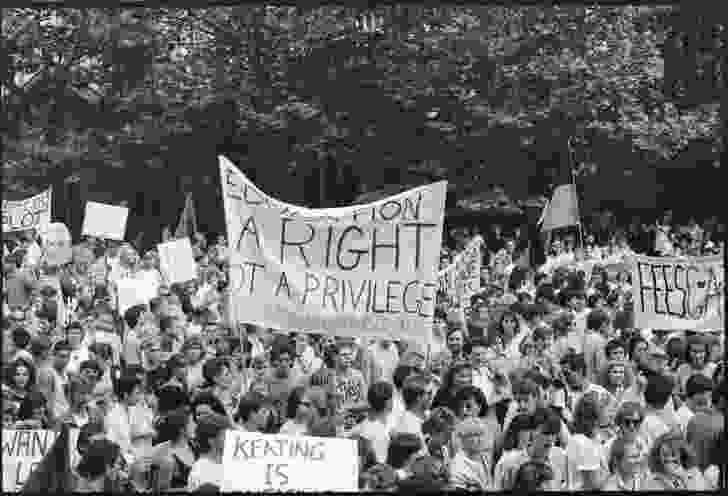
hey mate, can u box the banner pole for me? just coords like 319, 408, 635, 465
567, 137, 584, 250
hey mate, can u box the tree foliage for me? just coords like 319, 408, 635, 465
2, 6, 723, 213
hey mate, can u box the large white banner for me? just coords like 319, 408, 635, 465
1, 429, 57, 492
222, 430, 358, 492
2, 188, 52, 233
630, 254, 724, 331
220, 156, 446, 343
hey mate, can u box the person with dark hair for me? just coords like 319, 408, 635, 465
392, 375, 430, 444
48, 339, 72, 423
265, 343, 300, 423
279, 385, 327, 436
187, 413, 231, 490
9, 327, 33, 363
449, 418, 494, 490
422, 406, 457, 465
196, 357, 236, 421
191, 391, 228, 423
602, 436, 650, 490
149, 408, 196, 491
156, 384, 189, 416
386, 364, 417, 432
676, 374, 714, 433
350, 381, 393, 463
1, 358, 37, 425
645, 431, 709, 490
676, 335, 716, 396
583, 309, 611, 382
431, 361, 473, 412
234, 392, 274, 433
122, 304, 146, 370
640, 373, 678, 452
446, 328, 468, 362
74, 439, 123, 492
565, 393, 607, 490
15, 389, 50, 429
512, 460, 556, 491
386, 432, 423, 479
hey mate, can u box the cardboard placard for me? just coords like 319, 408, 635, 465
82, 202, 128, 240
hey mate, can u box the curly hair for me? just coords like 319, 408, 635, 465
4, 358, 36, 392
648, 431, 697, 475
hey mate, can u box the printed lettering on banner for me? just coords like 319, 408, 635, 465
220, 156, 446, 344
438, 236, 483, 308
222, 430, 358, 492
82, 202, 128, 240
1, 429, 58, 492
1, 188, 52, 233
630, 254, 724, 331
157, 237, 197, 284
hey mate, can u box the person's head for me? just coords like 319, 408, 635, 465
422, 406, 456, 454
567, 289, 587, 312
368, 381, 394, 416
166, 353, 187, 382
202, 357, 233, 388
629, 336, 649, 364
501, 413, 535, 453
194, 412, 231, 456
452, 385, 487, 420
665, 336, 686, 364
614, 402, 645, 441
605, 339, 627, 362
351, 435, 378, 475
79, 359, 103, 385
270, 344, 293, 378
11, 327, 31, 352
76, 420, 105, 457
648, 431, 697, 475
560, 352, 587, 389
456, 418, 489, 457
386, 432, 423, 470
192, 391, 228, 421
609, 437, 643, 477
52, 339, 72, 370
88, 342, 112, 367
686, 334, 709, 368
78, 439, 123, 482
123, 304, 146, 331
498, 310, 519, 340
586, 308, 612, 335
182, 337, 205, 363
527, 407, 561, 461
604, 360, 627, 388
644, 373, 674, 410
512, 378, 541, 414
156, 384, 189, 415
360, 463, 398, 492
115, 374, 143, 406
393, 365, 418, 392
512, 461, 555, 491
531, 326, 554, 355
235, 392, 274, 432
402, 374, 430, 412
571, 393, 603, 437
469, 339, 490, 369
156, 407, 195, 444
64, 321, 85, 348
29, 335, 52, 362
446, 328, 466, 356
5, 358, 35, 391
685, 374, 714, 413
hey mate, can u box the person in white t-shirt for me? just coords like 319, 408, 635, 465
350, 381, 394, 464
675, 374, 714, 434
565, 393, 608, 490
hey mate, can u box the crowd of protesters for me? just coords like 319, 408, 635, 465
1, 208, 724, 492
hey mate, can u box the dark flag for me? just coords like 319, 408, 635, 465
21, 423, 74, 493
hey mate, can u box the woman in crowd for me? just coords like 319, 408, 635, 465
187, 413, 231, 490
75, 439, 124, 492
676, 334, 717, 396
432, 361, 473, 411
196, 357, 236, 421
279, 385, 327, 435
1, 357, 37, 425
15, 389, 50, 429
602, 436, 650, 490
105, 374, 155, 463
646, 431, 709, 490
511, 460, 556, 491
182, 337, 207, 392
565, 393, 607, 490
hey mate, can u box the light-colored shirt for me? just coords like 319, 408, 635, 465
565, 433, 603, 490
187, 456, 225, 491
392, 410, 425, 444
278, 419, 308, 436
349, 418, 391, 464
450, 451, 492, 490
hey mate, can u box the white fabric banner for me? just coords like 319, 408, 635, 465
220, 156, 446, 343
438, 235, 483, 307
2, 188, 52, 233
630, 254, 724, 331
1, 429, 58, 492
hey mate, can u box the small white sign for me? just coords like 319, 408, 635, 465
82, 202, 128, 240
157, 238, 197, 284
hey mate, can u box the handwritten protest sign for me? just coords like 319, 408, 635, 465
2, 188, 52, 233
82, 201, 128, 240
40, 222, 72, 266
2, 429, 58, 492
630, 254, 724, 331
115, 277, 157, 314
222, 430, 358, 492
220, 156, 446, 344
157, 238, 197, 284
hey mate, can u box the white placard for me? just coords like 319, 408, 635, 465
157, 237, 197, 284
115, 277, 156, 315
1, 429, 58, 492
40, 222, 72, 266
82, 201, 128, 240
222, 430, 358, 492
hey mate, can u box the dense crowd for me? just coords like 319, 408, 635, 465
1, 210, 725, 492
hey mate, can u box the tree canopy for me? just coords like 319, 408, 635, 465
2, 6, 723, 220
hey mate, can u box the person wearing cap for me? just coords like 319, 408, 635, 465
187, 412, 231, 491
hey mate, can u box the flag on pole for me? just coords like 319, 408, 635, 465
175, 193, 198, 239
538, 183, 580, 232
22, 423, 75, 492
